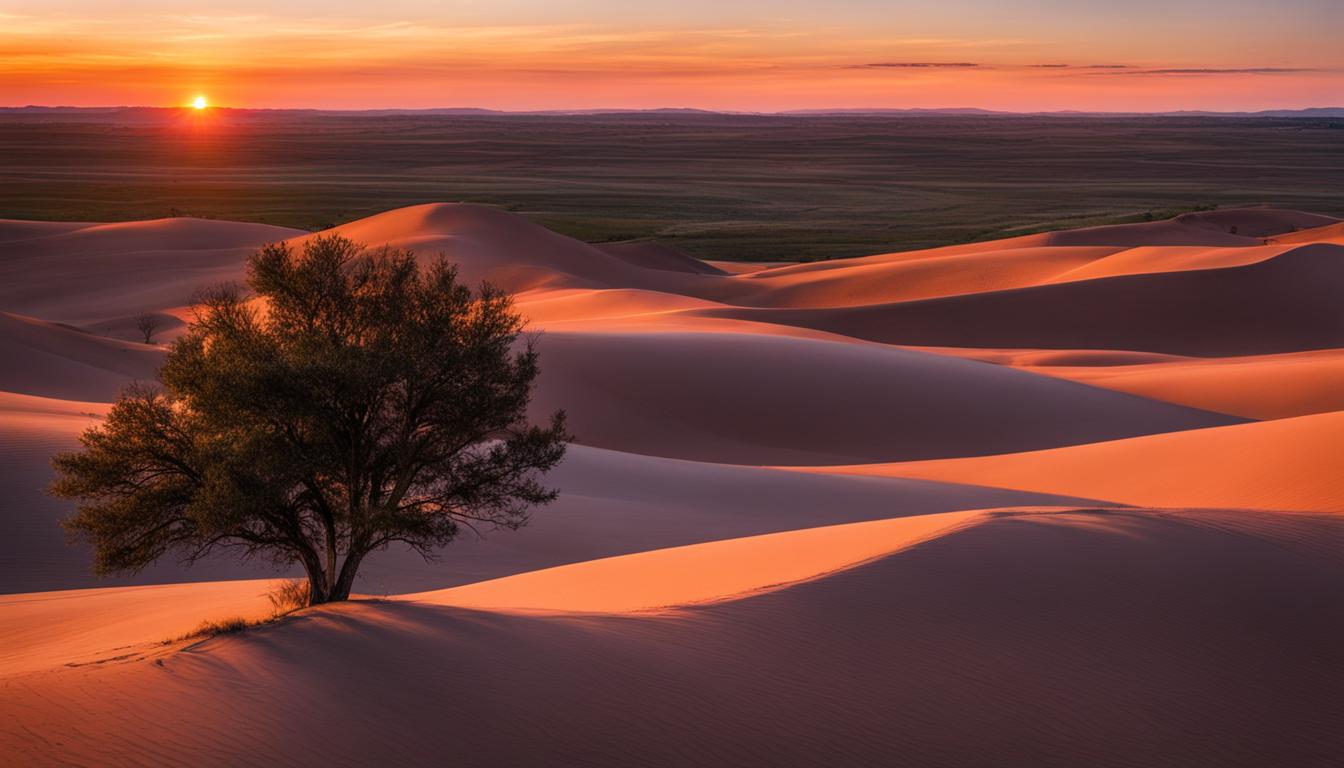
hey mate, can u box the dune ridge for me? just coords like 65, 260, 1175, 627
404, 509, 989, 613
785, 410, 1344, 513
697, 243, 1344, 354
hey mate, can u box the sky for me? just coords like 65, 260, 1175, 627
2, 0, 1341, 112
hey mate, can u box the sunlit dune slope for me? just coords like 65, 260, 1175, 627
915, 346, 1344, 419
307, 203, 685, 294
0, 580, 278, 675
0, 510, 990, 672
789, 411, 1344, 513
1270, 220, 1344, 245
719, 245, 1122, 307
1017, 348, 1344, 419
516, 287, 723, 323
4, 508, 1340, 767
405, 510, 986, 613
530, 330, 1239, 464
698, 244, 1344, 354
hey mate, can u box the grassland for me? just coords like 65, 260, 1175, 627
2, 112, 1341, 261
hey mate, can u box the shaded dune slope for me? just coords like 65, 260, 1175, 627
0, 218, 303, 325
594, 241, 730, 276
0, 312, 162, 401
0, 431, 1094, 594
531, 331, 1241, 464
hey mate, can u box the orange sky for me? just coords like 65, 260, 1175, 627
2, 2, 1340, 111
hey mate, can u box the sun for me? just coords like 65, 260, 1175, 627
192, 96, 208, 110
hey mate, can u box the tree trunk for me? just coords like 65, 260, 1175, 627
328, 549, 365, 602
324, 530, 338, 598
300, 557, 331, 605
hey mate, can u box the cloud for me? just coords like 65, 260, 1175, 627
1027, 64, 1070, 68
1095, 67, 1317, 76
848, 62, 980, 69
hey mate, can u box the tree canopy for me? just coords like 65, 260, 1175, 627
51, 235, 569, 604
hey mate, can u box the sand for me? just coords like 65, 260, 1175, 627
1, 203, 1339, 767
789, 411, 1344, 513
3, 508, 1340, 767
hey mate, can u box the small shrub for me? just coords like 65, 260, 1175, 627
267, 578, 311, 615
174, 616, 251, 642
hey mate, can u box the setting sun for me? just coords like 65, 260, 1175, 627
191, 95, 207, 110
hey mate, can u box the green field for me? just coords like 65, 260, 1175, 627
2, 112, 1341, 261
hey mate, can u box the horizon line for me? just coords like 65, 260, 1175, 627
5, 104, 1344, 116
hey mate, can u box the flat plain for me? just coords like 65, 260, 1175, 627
3, 111, 1343, 260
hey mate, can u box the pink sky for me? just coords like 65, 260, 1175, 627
2, 1, 1340, 111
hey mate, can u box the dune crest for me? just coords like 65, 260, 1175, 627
404, 509, 988, 613
787, 410, 1344, 513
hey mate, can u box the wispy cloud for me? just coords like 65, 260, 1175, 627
848, 62, 980, 69
1094, 67, 1317, 76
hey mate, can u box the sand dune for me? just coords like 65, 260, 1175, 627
1175, 207, 1339, 238
1270, 220, 1344, 244
1018, 348, 1344, 419
1028, 207, 1337, 247
914, 345, 1344, 418
0, 218, 301, 325
516, 287, 723, 323
0, 311, 162, 401
0, 580, 279, 675
1041, 242, 1297, 283
1, 420, 1093, 594
2, 202, 1340, 767
0, 510, 991, 672
310, 203, 687, 295
718, 245, 1121, 307
9, 217, 303, 255
530, 330, 1239, 464
408, 510, 986, 613
0, 219, 92, 243
908, 345, 1192, 366
704, 241, 1304, 309
699, 243, 1344, 354
791, 410, 1344, 513
4, 508, 1339, 767
595, 241, 729, 275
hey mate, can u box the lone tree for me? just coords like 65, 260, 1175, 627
134, 313, 162, 344
51, 235, 569, 604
